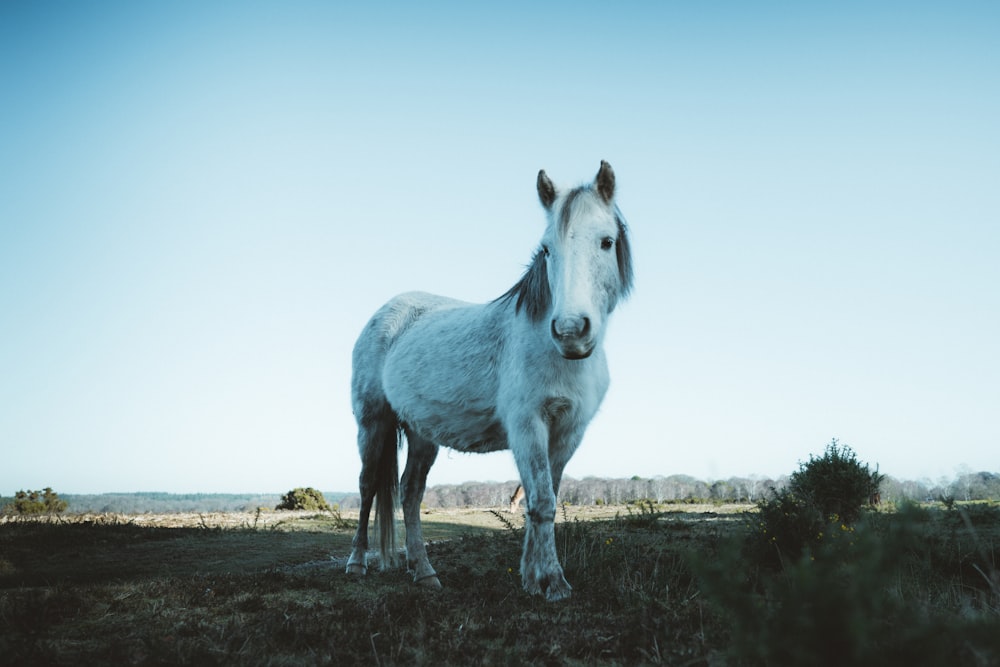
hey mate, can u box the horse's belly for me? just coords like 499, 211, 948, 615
397, 402, 509, 453
439, 415, 509, 453
383, 356, 508, 452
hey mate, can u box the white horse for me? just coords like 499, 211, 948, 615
346, 161, 634, 601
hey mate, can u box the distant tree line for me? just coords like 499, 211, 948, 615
880, 470, 1000, 504
4, 471, 998, 514
331, 475, 781, 509
0, 492, 285, 515
332, 470, 1000, 509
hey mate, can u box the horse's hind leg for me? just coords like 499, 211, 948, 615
347, 464, 375, 576
346, 403, 399, 576
400, 430, 441, 589
346, 429, 378, 576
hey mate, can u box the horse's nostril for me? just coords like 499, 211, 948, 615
552, 316, 590, 339
550, 319, 570, 339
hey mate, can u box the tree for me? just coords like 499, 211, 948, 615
710, 480, 735, 502
951, 470, 1000, 501
5, 488, 68, 515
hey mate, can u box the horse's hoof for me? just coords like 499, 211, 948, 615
415, 574, 442, 590
523, 571, 572, 601
346, 563, 367, 576
544, 582, 572, 602
527, 573, 571, 601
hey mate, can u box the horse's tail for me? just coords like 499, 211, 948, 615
371, 404, 402, 570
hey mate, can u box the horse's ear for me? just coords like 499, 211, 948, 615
595, 160, 615, 203
537, 170, 557, 210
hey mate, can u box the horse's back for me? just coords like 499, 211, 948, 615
352, 292, 471, 405
357, 292, 467, 349
354, 291, 512, 452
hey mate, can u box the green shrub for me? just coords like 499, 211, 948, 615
4, 488, 68, 515
749, 440, 883, 567
275, 487, 331, 511
698, 522, 882, 665
789, 439, 883, 524
749, 487, 823, 566
698, 506, 1000, 666
621, 498, 665, 528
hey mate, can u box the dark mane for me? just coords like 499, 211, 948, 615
494, 248, 551, 322
614, 207, 634, 299
558, 187, 586, 236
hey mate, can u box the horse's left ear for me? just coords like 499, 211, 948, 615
537, 170, 557, 210
595, 160, 615, 204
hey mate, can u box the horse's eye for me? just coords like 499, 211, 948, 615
542, 245, 550, 257
600, 237, 614, 250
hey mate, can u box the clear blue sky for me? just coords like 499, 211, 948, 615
2, 2, 997, 494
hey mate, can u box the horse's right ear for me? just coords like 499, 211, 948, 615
537, 170, 557, 210
595, 160, 615, 203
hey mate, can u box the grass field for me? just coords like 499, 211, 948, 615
2, 502, 998, 665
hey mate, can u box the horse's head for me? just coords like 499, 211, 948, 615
535, 161, 633, 359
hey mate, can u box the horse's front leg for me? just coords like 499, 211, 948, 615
512, 419, 572, 601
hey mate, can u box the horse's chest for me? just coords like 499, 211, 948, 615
538, 362, 609, 422
542, 397, 574, 424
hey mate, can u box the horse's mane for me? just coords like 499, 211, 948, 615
495, 187, 633, 322
611, 208, 634, 299
495, 247, 551, 322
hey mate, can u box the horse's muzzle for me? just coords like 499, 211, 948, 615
551, 317, 594, 360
